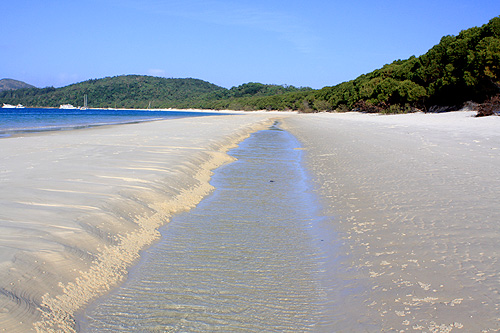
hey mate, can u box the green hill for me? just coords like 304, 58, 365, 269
0, 75, 309, 109
238, 15, 500, 113
0, 76, 227, 109
315, 15, 500, 113
0, 79, 35, 92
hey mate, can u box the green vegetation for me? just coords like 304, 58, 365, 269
0, 76, 309, 109
213, 15, 500, 113
195, 83, 312, 111
1, 16, 499, 113
290, 15, 500, 113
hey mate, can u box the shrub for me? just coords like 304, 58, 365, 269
476, 94, 500, 116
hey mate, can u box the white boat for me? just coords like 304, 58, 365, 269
2, 103, 24, 108
60, 104, 77, 109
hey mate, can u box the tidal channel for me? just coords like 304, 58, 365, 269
79, 122, 336, 332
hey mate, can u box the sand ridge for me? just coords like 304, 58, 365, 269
0, 114, 280, 332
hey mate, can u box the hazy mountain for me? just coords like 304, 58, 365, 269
0, 79, 35, 92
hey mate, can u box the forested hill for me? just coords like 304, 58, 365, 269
0, 79, 35, 92
0, 76, 227, 109
0, 75, 309, 109
200, 15, 500, 113
310, 15, 500, 113
201, 15, 500, 113
1, 16, 499, 112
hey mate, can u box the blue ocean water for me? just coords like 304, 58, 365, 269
0, 108, 229, 137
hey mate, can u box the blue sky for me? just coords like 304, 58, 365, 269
1, 0, 499, 89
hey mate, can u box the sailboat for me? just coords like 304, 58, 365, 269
80, 94, 88, 110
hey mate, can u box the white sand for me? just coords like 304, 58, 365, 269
0, 114, 278, 332
282, 111, 500, 332
2, 110, 500, 332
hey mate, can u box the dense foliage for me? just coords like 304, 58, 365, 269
277, 15, 500, 113
1, 16, 499, 113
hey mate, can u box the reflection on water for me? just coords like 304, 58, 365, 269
79, 123, 334, 332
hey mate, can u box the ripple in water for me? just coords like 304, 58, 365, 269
79, 123, 334, 332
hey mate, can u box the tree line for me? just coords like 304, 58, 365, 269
209, 15, 499, 113
1, 16, 499, 113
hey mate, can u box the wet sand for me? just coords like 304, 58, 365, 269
282, 111, 500, 332
0, 113, 278, 332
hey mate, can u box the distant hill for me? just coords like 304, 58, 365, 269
0, 75, 309, 109
0, 79, 35, 92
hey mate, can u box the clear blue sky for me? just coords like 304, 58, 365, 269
1, 0, 499, 89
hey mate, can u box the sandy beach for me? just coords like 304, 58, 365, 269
2, 110, 500, 332
0, 113, 277, 331
282, 111, 500, 331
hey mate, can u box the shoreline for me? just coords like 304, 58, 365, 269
0, 114, 282, 331
0, 108, 296, 139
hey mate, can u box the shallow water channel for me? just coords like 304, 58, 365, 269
79, 123, 336, 332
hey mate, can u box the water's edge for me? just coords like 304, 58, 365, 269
78, 122, 339, 331
29, 117, 273, 332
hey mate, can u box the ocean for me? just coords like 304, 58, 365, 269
0, 108, 228, 137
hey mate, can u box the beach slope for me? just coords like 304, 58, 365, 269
0, 113, 276, 331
